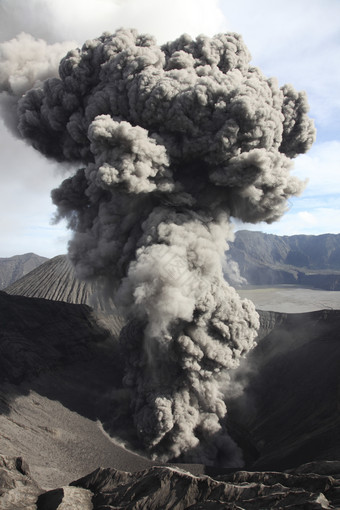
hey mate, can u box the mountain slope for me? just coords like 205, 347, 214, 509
6, 254, 102, 305
229, 231, 340, 289
0, 290, 112, 385
0, 253, 47, 290
0, 291, 156, 488
228, 309, 340, 470
5, 255, 124, 335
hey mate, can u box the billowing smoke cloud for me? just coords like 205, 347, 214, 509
6, 28, 315, 463
0, 32, 76, 133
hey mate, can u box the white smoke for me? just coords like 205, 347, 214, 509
1, 28, 315, 465
0, 32, 76, 134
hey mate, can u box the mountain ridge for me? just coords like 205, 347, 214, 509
0, 252, 48, 290
228, 231, 340, 289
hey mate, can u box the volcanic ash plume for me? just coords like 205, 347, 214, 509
13, 29, 315, 463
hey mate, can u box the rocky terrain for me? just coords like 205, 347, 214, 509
0, 253, 47, 290
2, 454, 340, 509
228, 231, 340, 289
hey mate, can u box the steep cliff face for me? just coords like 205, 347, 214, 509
0, 253, 47, 290
228, 231, 340, 289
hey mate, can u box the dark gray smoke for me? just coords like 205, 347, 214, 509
5, 28, 315, 464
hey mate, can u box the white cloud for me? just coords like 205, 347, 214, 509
37, 0, 226, 45
0, 120, 72, 256
297, 211, 318, 226
220, 0, 340, 132
1, 0, 227, 46
281, 207, 340, 236
293, 140, 340, 196
235, 138, 340, 236
235, 206, 340, 237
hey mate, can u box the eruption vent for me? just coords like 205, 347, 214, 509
7, 29, 315, 464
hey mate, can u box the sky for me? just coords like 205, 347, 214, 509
0, 0, 339, 257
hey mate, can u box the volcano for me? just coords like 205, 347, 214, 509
1, 255, 340, 508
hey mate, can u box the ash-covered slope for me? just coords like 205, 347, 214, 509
0, 291, 156, 488
5, 254, 124, 335
6, 254, 106, 308
0, 455, 42, 509
228, 309, 340, 470
0, 252, 47, 290
229, 231, 340, 289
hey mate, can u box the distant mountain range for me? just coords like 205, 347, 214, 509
0, 252, 48, 290
3, 232, 340, 298
228, 231, 340, 290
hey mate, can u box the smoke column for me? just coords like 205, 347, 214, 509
5, 29, 315, 463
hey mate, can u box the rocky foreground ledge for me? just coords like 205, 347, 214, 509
1, 454, 340, 509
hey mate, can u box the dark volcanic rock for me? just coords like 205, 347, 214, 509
228, 231, 340, 289
67, 464, 340, 509
36, 488, 64, 509
0, 253, 47, 290
3, 457, 340, 509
